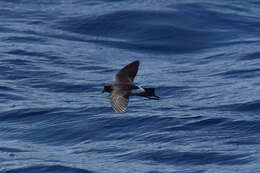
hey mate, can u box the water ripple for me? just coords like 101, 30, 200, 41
4, 165, 95, 173
1, 0, 260, 172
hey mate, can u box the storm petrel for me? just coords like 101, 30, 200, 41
103, 60, 159, 113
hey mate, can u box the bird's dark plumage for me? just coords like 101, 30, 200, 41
103, 60, 159, 113
115, 60, 139, 83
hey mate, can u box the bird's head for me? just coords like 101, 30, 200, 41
103, 84, 113, 93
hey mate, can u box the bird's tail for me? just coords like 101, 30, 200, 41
136, 88, 160, 100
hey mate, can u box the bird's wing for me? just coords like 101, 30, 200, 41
110, 89, 129, 113
115, 60, 139, 83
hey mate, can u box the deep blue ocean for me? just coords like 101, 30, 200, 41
1, 0, 260, 172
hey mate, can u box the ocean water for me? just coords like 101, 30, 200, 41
1, 0, 260, 172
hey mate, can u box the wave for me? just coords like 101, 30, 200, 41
3, 165, 95, 173
212, 68, 260, 79
193, 99, 260, 113
1, 0, 260, 172
117, 149, 252, 166
56, 8, 230, 53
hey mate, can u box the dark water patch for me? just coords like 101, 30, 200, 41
251, 1, 260, 5
170, 3, 260, 34
0, 107, 69, 122
240, 51, 260, 61
221, 120, 260, 134
3, 36, 46, 43
43, 55, 66, 62
202, 2, 249, 13
56, 10, 229, 53
0, 126, 19, 135
86, 147, 128, 155
183, 117, 227, 129
95, 68, 117, 74
234, 100, 260, 112
6, 50, 46, 58
226, 138, 260, 145
6, 49, 66, 63
0, 26, 17, 33
168, 3, 233, 30
158, 86, 192, 98
164, 117, 227, 131
4, 0, 60, 5
79, 0, 125, 4
173, 171, 204, 173
134, 131, 178, 144
24, 125, 90, 145
84, 39, 196, 54
0, 66, 13, 74
97, 0, 125, 2
15, 112, 111, 144
0, 85, 16, 92
75, 0, 126, 6
3, 69, 63, 80
149, 171, 205, 173
57, 10, 180, 38
75, 65, 109, 72
0, 9, 28, 19
0, 157, 8, 163
0, 107, 114, 144
0, 147, 28, 153
154, 107, 175, 112
2, 59, 33, 66
203, 53, 233, 61
179, 115, 204, 120
0, 8, 53, 21
4, 165, 95, 173
2, 70, 29, 80
77, 106, 112, 116
195, 100, 260, 113
220, 40, 260, 48
97, 115, 188, 143
174, 69, 197, 74
102, 115, 182, 133
0, 93, 25, 101
38, 115, 179, 144
119, 149, 251, 165
212, 68, 260, 79
194, 94, 219, 102
27, 80, 98, 93
0, 106, 96, 123
58, 9, 224, 37
28, 30, 89, 44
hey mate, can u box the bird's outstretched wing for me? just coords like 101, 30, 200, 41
115, 60, 139, 84
110, 89, 129, 113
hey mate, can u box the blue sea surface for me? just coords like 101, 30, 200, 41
1, 0, 260, 172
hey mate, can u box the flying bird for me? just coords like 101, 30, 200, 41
103, 60, 159, 113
